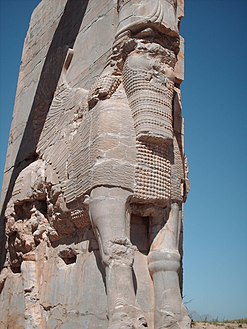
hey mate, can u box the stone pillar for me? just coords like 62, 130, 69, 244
148, 203, 190, 328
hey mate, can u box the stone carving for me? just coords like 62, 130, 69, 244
1, 1, 190, 328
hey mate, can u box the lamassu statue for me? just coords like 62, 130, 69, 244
1, 1, 190, 328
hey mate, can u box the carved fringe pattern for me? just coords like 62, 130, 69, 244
70, 209, 90, 228
123, 57, 174, 141
88, 69, 122, 107
134, 140, 171, 200
171, 137, 184, 201
37, 86, 77, 182
37, 86, 91, 204
64, 116, 91, 203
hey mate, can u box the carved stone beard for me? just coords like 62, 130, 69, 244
122, 46, 175, 142
121, 42, 178, 203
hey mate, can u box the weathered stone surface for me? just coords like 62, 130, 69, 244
0, 271, 25, 329
0, 1, 190, 328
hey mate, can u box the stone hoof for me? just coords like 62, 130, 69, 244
108, 307, 148, 329
108, 311, 132, 329
157, 311, 191, 329
179, 314, 191, 329
134, 317, 148, 328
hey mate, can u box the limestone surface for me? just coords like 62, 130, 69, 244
0, 1, 190, 328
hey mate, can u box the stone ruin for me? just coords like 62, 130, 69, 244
0, 1, 190, 328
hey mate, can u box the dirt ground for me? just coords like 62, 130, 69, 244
192, 322, 247, 329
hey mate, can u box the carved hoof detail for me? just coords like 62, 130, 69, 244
108, 306, 148, 329
156, 311, 191, 329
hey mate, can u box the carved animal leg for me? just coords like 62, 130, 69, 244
89, 186, 148, 329
148, 203, 191, 329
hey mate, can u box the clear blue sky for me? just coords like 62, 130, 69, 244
0, 0, 246, 321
